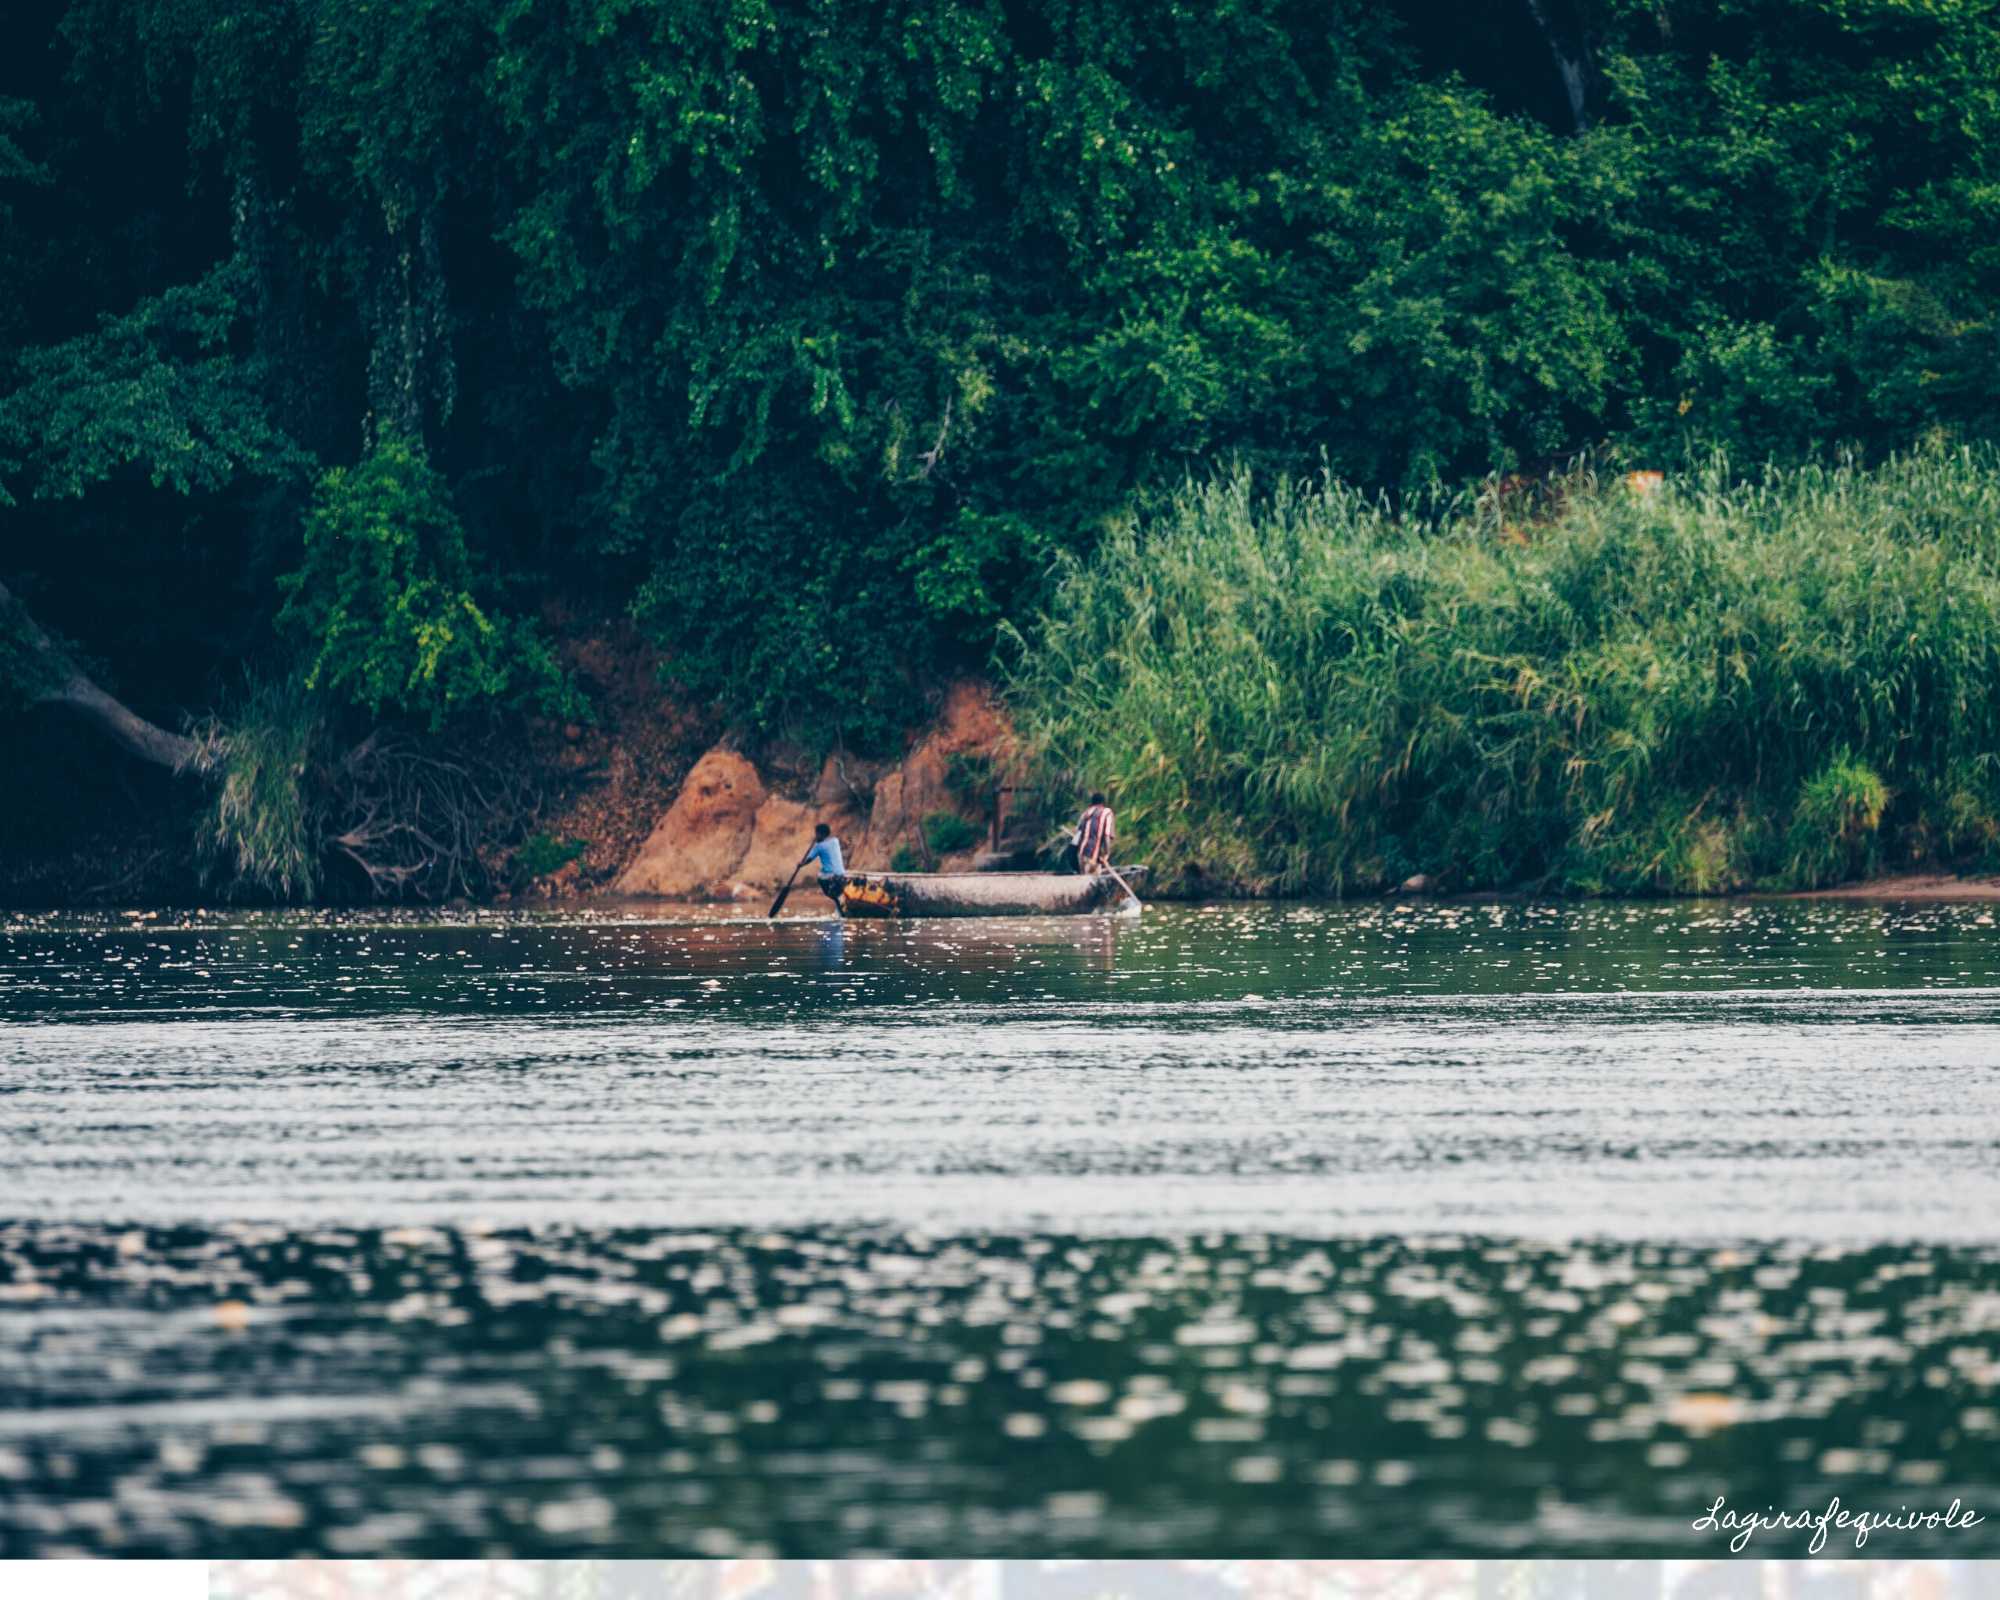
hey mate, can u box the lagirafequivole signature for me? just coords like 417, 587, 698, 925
1695, 1493, 1983, 1552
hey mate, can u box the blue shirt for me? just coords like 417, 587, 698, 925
805, 837, 845, 875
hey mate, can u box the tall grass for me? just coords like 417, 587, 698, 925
182, 675, 329, 900
1007, 446, 2000, 895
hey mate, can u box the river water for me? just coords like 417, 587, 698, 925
3, 899, 1998, 1556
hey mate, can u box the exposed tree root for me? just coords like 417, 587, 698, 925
321, 727, 552, 901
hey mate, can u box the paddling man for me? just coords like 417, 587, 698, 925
770, 821, 845, 917
1076, 791, 1114, 875
800, 821, 845, 880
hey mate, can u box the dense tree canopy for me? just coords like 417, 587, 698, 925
4, 0, 2000, 756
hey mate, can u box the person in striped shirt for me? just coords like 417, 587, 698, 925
1075, 791, 1114, 874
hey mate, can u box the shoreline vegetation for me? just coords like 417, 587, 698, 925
13, 449, 2000, 909
11, 1, 2000, 908
1006, 446, 2000, 902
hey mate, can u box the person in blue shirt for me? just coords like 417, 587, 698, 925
799, 822, 845, 878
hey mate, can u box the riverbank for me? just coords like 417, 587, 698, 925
0, 614, 1038, 908
11, 538, 2000, 909
1786, 873, 2000, 901
13, 674, 2000, 908
0, 609, 718, 908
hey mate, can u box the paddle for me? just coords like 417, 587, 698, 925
768, 854, 810, 918
1091, 855, 1142, 914
1078, 803, 1140, 912
1102, 862, 1142, 912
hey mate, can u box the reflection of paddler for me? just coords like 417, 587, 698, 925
767, 823, 846, 917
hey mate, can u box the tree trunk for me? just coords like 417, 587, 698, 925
1525, 0, 1592, 133
1, 579, 206, 771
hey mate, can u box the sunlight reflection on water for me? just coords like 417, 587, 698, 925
3, 1225, 1998, 1555
2, 900, 1998, 1554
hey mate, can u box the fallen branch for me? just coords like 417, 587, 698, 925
6, 582, 558, 902
1, 579, 206, 771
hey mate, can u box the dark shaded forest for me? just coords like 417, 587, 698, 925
4, 0, 1999, 899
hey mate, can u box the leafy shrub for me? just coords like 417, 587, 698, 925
923, 810, 982, 856
1785, 755, 1890, 890
277, 437, 582, 730
0, 259, 307, 503
517, 832, 587, 877
890, 842, 923, 873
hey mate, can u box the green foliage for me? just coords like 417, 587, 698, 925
0, 261, 307, 506
1009, 448, 2000, 895
922, 809, 982, 857
890, 842, 923, 874
491, 0, 1626, 738
483, 0, 2000, 734
276, 437, 582, 730
14, 0, 2000, 780
185, 675, 329, 901
1588, 0, 2000, 459
0, 96, 48, 187
516, 832, 586, 877
1785, 753, 1890, 891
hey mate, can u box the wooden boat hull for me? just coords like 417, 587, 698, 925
823, 868, 1147, 919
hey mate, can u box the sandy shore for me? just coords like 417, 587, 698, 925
1784, 873, 2000, 901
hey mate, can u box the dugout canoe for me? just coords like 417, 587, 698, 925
821, 867, 1148, 919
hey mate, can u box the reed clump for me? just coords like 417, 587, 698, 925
1007, 446, 2000, 895
183, 675, 330, 901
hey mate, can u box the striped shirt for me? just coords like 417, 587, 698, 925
1076, 804, 1114, 865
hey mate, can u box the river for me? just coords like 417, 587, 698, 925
3, 899, 1997, 1555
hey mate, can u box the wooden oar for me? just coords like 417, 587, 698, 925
1095, 858, 1142, 913
768, 855, 809, 918
1078, 806, 1140, 911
